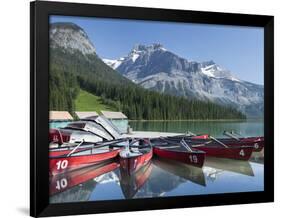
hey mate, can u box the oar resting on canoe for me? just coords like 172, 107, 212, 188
49, 138, 133, 176
166, 130, 264, 152
159, 135, 254, 161
150, 137, 205, 168
49, 138, 153, 176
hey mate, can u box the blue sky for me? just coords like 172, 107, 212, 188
50, 15, 264, 85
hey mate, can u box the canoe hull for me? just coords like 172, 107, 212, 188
240, 137, 264, 152
194, 146, 254, 160
119, 149, 153, 175
192, 136, 263, 152
49, 149, 120, 176
168, 135, 264, 152
153, 147, 205, 168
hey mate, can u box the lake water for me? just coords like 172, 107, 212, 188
49, 120, 264, 203
129, 120, 264, 138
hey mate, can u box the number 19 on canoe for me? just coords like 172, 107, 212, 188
239, 149, 245, 157
189, 155, 198, 163
56, 160, 68, 170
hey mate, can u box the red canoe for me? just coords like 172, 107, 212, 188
193, 144, 254, 160
170, 134, 264, 152
119, 141, 153, 175
153, 146, 205, 168
49, 128, 103, 146
160, 137, 254, 161
50, 160, 120, 195
49, 146, 121, 176
151, 138, 205, 167
239, 137, 264, 152
201, 137, 263, 153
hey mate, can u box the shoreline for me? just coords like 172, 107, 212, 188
128, 119, 263, 122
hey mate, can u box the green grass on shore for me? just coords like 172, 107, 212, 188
75, 89, 116, 113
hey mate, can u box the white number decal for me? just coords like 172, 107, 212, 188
189, 155, 198, 163
239, 149, 245, 156
55, 178, 68, 190
53, 135, 59, 142
56, 160, 68, 170
254, 143, 259, 149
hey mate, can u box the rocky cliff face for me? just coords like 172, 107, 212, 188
50, 22, 96, 55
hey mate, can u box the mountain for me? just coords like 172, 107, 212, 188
50, 22, 96, 55
49, 22, 246, 120
49, 22, 134, 112
103, 44, 264, 117
50, 22, 132, 85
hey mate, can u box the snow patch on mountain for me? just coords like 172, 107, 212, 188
102, 58, 124, 69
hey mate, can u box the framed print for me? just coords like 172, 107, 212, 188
30, 1, 274, 217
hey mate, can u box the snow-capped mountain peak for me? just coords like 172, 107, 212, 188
200, 62, 240, 82
102, 43, 263, 117
102, 43, 168, 70
128, 43, 167, 62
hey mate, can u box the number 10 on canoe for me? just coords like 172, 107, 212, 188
56, 160, 68, 170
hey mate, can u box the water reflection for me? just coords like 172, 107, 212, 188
50, 152, 264, 203
153, 158, 206, 186
204, 157, 254, 177
50, 161, 119, 203
119, 161, 153, 199
250, 150, 264, 164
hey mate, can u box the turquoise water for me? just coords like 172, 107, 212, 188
50, 121, 70, 129
50, 156, 264, 203
129, 120, 264, 137
110, 119, 128, 134
50, 120, 264, 138
49, 120, 264, 203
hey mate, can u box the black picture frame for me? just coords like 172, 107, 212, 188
30, 1, 274, 217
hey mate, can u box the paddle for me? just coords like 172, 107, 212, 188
191, 141, 212, 147
158, 137, 182, 145
67, 140, 85, 157
186, 130, 196, 136
231, 130, 244, 137
94, 138, 128, 148
63, 138, 128, 156
180, 139, 194, 152
209, 136, 229, 148
157, 137, 194, 152
223, 131, 240, 141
